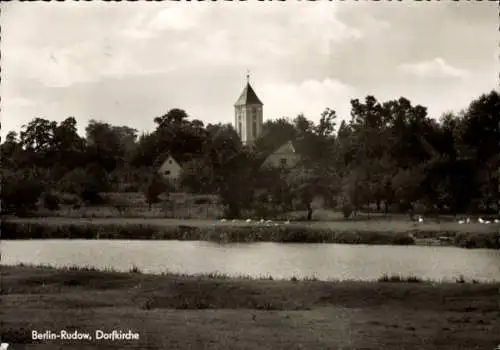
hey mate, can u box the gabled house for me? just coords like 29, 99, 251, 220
157, 155, 183, 184
260, 140, 301, 169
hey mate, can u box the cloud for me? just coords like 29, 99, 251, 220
5, 96, 35, 108
2, 1, 497, 140
260, 78, 357, 123
6, 4, 362, 89
399, 57, 469, 79
147, 6, 206, 32
121, 6, 209, 39
7, 39, 173, 88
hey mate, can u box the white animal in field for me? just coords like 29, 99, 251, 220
478, 218, 484, 224
245, 219, 252, 223
220, 219, 227, 223
259, 218, 265, 223
458, 217, 470, 224
484, 220, 491, 224
232, 219, 237, 223
418, 216, 424, 223
284, 220, 290, 225
494, 219, 499, 223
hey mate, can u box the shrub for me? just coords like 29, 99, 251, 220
391, 234, 416, 245
2, 174, 45, 216
194, 198, 211, 205
342, 204, 353, 219
59, 193, 82, 206
454, 232, 500, 249
377, 274, 423, 283
143, 176, 172, 210
43, 192, 61, 211
129, 265, 141, 273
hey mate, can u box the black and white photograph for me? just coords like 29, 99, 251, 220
1, 1, 499, 349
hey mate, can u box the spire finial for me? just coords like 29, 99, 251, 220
246, 69, 250, 84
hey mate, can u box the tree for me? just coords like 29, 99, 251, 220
1, 131, 23, 169
143, 175, 172, 210
153, 109, 208, 163
2, 169, 45, 216
57, 164, 110, 205
19, 118, 57, 152
52, 117, 87, 173
456, 91, 500, 212
391, 166, 426, 216
178, 158, 215, 194
130, 132, 160, 168
213, 148, 256, 218
458, 91, 500, 163
43, 192, 61, 211
315, 108, 337, 137
19, 118, 58, 168
287, 163, 340, 220
254, 118, 297, 162
85, 120, 126, 172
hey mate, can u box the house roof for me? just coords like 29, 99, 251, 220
234, 82, 263, 106
154, 153, 182, 170
272, 140, 296, 155
257, 140, 300, 169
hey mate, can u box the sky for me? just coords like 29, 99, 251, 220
1, 1, 498, 138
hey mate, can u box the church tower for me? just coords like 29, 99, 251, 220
234, 73, 263, 146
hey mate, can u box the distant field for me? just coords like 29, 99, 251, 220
5, 215, 500, 234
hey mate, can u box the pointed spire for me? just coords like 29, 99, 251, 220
234, 70, 263, 106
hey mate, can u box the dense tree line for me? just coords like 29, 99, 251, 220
1, 91, 499, 218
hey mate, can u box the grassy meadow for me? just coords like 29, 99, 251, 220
1, 264, 498, 349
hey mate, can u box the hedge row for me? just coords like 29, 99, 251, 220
2, 221, 499, 249
2, 222, 415, 245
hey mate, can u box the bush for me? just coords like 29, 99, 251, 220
81, 188, 105, 205
342, 204, 353, 219
7, 221, 498, 250
2, 174, 45, 216
58, 165, 110, 205
454, 232, 500, 249
1, 221, 417, 247
123, 184, 140, 192
59, 193, 82, 206
194, 198, 211, 205
43, 192, 61, 211
143, 176, 172, 209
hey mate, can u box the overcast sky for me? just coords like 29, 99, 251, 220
2, 1, 498, 138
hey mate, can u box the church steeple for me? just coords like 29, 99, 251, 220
234, 73, 263, 146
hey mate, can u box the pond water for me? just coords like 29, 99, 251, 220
2, 240, 500, 282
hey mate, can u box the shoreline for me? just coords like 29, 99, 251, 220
2, 217, 500, 249
4, 262, 498, 284
1, 264, 499, 349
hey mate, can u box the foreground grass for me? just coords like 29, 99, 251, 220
3, 219, 500, 249
1, 264, 498, 350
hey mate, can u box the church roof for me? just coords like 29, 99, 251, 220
234, 82, 263, 106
